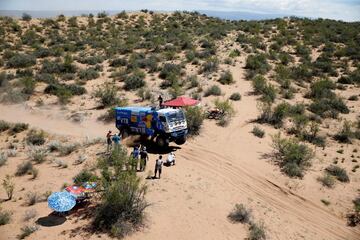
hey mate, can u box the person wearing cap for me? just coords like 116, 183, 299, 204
140, 146, 149, 172
154, 155, 163, 179
106, 130, 113, 152
131, 146, 140, 170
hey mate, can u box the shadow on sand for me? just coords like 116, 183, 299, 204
36, 213, 67, 227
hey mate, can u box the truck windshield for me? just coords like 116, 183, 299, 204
166, 111, 185, 123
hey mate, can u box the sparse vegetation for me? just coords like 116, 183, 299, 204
317, 173, 335, 188
252, 126, 265, 138
26, 129, 46, 145
326, 165, 349, 182
185, 106, 205, 136
0, 208, 11, 225
15, 161, 33, 176
204, 85, 222, 97
2, 175, 15, 200
228, 204, 252, 223
229, 92, 241, 101
18, 225, 38, 239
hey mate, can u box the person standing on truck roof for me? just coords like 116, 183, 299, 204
154, 155, 163, 179
158, 95, 163, 108
106, 130, 112, 152
140, 146, 149, 172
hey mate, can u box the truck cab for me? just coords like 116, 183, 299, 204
115, 106, 188, 147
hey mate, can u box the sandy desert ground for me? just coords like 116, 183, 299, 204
0, 12, 360, 240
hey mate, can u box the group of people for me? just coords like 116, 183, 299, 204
106, 130, 176, 179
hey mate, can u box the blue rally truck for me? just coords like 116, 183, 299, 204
115, 106, 188, 147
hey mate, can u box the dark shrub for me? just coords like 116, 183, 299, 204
228, 204, 251, 223
252, 126, 265, 138
44, 83, 86, 96
22, 13, 32, 21
73, 170, 98, 185
35, 73, 56, 84
0, 120, 11, 132
229, 92, 241, 101
334, 120, 353, 143
219, 70, 234, 85
94, 83, 119, 107
249, 222, 266, 240
15, 161, 33, 176
26, 129, 46, 145
307, 79, 336, 99
245, 53, 271, 75
7, 54, 36, 68
10, 123, 29, 134
309, 98, 349, 118
326, 165, 349, 182
78, 68, 99, 80
20, 77, 36, 95
252, 75, 266, 94
33, 47, 52, 58
317, 173, 335, 188
201, 58, 219, 73
124, 71, 146, 90
110, 58, 128, 67
271, 133, 314, 178
204, 85, 221, 97
185, 107, 204, 136
0, 209, 11, 225
159, 63, 181, 80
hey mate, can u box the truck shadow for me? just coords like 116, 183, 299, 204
139, 140, 181, 154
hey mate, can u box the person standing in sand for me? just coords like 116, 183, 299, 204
140, 146, 149, 172
112, 133, 121, 151
154, 155, 163, 179
106, 130, 113, 152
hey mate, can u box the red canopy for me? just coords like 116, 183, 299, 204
163, 96, 199, 107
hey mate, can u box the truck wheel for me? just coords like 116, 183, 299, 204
156, 136, 169, 148
121, 128, 130, 139
175, 137, 186, 145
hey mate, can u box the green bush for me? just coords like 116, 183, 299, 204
252, 75, 276, 102
159, 63, 181, 80
7, 54, 36, 68
110, 58, 128, 67
245, 53, 271, 75
94, 83, 119, 107
317, 173, 335, 188
204, 85, 221, 97
249, 222, 266, 240
252, 126, 265, 138
10, 123, 29, 134
2, 175, 14, 200
348, 95, 358, 101
228, 204, 251, 223
218, 70, 234, 85
0, 208, 11, 225
27, 146, 48, 164
124, 71, 146, 90
229, 92, 241, 101
185, 107, 205, 136
201, 58, 218, 73
15, 161, 33, 176
73, 169, 98, 185
309, 97, 349, 118
26, 129, 46, 145
18, 225, 38, 239
0, 153, 7, 167
93, 147, 148, 238
334, 120, 353, 143
0, 120, 11, 132
307, 79, 336, 99
271, 133, 314, 178
78, 68, 100, 80
326, 165, 349, 182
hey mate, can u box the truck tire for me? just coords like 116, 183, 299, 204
175, 137, 186, 145
156, 136, 169, 148
121, 128, 130, 139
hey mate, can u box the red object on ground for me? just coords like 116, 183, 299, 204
65, 186, 85, 196
162, 96, 199, 107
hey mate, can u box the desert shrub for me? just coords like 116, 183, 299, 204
348, 95, 358, 101
215, 99, 235, 127
252, 126, 265, 138
271, 133, 314, 178
27, 146, 48, 164
7, 54, 36, 68
15, 161, 33, 176
271, 102, 290, 127
20, 77, 36, 95
317, 173, 335, 188
228, 204, 252, 223
10, 123, 29, 134
78, 68, 99, 80
31, 168, 39, 179
22, 13, 32, 21
309, 98, 349, 118
137, 88, 152, 101
201, 58, 219, 73
0, 153, 7, 167
334, 120, 353, 143
326, 165, 349, 182
110, 58, 128, 67
18, 225, 38, 239
54, 159, 68, 168
98, 107, 116, 123
249, 222, 266, 240
44, 83, 86, 97
23, 209, 37, 222
74, 155, 87, 165
307, 79, 336, 99
218, 70, 234, 85
245, 53, 271, 76
0, 208, 11, 225
0, 120, 11, 132
25, 192, 39, 206
260, 84, 276, 103
26, 129, 46, 145
33, 47, 52, 58
124, 71, 145, 90
159, 63, 181, 80
78, 55, 104, 65
94, 83, 119, 107
0, 72, 9, 87
58, 143, 79, 156
185, 107, 205, 136
229, 92, 241, 101
204, 85, 221, 97
252, 75, 276, 102
229, 49, 241, 58
73, 169, 98, 185
35, 73, 56, 83
2, 175, 15, 200
93, 147, 148, 238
